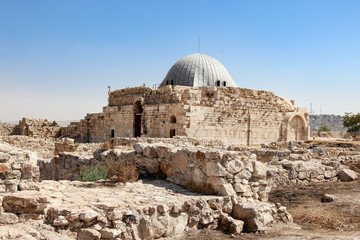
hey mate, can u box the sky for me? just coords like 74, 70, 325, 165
1, 0, 360, 122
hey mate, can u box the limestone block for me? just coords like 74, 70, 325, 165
219, 213, 244, 234
151, 217, 166, 238
2, 195, 47, 214
77, 228, 101, 240
235, 170, 252, 180
0, 152, 10, 163
205, 162, 228, 177
53, 216, 69, 227
79, 210, 100, 222
252, 161, 268, 179
99, 227, 122, 239
18, 180, 40, 191
168, 213, 188, 236
0, 212, 19, 224
139, 215, 154, 240
232, 202, 275, 232
338, 169, 358, 182
218, 183, 236, 196
224, 159, 244, 174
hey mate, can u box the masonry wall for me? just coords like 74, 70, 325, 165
62, 86, 309, 145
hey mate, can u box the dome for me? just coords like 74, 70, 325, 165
160, 53, 237, 87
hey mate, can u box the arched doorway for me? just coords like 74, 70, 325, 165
288, 115, 306, 141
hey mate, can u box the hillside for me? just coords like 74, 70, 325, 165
309, 114, 346, 132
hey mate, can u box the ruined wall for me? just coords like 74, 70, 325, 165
0, 123, 17, 136
16, 118, 61, 138
62, 86, 309, 145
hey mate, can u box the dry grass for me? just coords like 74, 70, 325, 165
104, 159, 138, 183
101, 141, 111, 151
290, 207, 352, 230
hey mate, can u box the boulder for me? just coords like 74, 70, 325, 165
219, 213, 244, 234
2, 195, 47, 214
0, 152, 10, 163
99, 227, 122, 239
252, 161, 268, 179
77, 228, 101, 240
0, 212, 19, 224
232, 202, 274, 232
218, 183, 236, 196
338, 169, 358, 182
321, 194, 337, 202
79, 210, 100, 222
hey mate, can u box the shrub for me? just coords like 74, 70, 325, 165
343, 112, 360, 132
318, 125, 331, 132
80, 165, 108, 182
104, 159, 138, 183
101, 141, 111, 152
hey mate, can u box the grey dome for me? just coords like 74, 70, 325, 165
160, 53, 237, 87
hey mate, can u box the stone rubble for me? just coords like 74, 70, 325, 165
1, 135, 360, 239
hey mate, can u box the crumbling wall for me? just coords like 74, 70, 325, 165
0, 143, 40, 192
17, 118, 61, 138
0, 123, 17, 136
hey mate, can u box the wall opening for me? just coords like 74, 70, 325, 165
166, 80, 169, 85
216, 80, 220, 86
110, 129, 115, 138
288, 115, 306, 141
171, 80, 174, 85
223, 81, 227, 86
170, 115, 177, 123
134, 101, 143, 137
170, 129, 176, 138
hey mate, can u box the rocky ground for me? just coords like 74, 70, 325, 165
1, 135, 360, 239
181, 180, 360, 239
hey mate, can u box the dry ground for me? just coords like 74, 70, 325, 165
180, 180, 360, 240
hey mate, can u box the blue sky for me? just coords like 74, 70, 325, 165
1, 0, 360, 122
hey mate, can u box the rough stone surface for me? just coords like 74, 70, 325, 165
338, 169, 358, 182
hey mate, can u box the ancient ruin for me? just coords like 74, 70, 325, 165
0, 53, 359, 240
62, 53, 310, 144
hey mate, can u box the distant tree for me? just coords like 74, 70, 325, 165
318, 125, 331, 132
343, 112, 360, 132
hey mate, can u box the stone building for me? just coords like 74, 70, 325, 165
63, 53, 309, 145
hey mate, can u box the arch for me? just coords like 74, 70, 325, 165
223, 81, 227, 86
215, 80, 221, 86
170, 115, 176, 123
287, 114, 307, 141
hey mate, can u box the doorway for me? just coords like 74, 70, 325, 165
170, 129, 176, 138
134, 114, 142, 137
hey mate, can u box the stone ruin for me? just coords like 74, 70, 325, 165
0, 132, 359, 239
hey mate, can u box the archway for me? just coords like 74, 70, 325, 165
288, 115, 306, 141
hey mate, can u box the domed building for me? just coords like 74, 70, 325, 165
63, 53, 310, 145
160, 53, 237, 87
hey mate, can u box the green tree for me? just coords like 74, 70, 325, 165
343, 112, 360, 132
318, 125, 331, 132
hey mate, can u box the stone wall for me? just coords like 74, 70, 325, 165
62, 86, 310, 145
0, 136, 56, 159
17, 118, 61, 138
0, 143, 40, 193
0, 124, 17, 136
